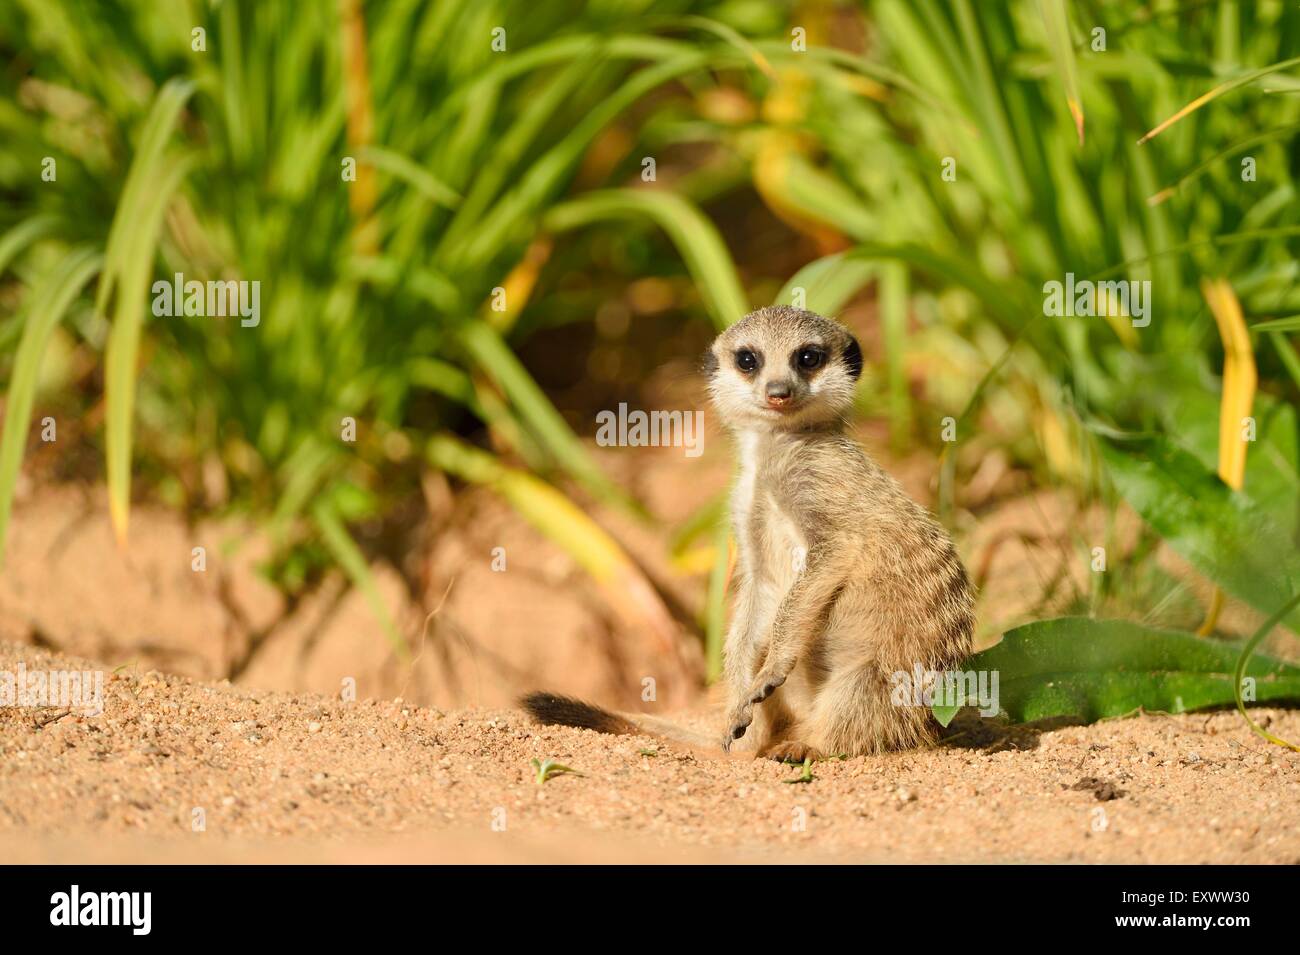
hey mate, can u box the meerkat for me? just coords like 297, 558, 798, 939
522, 306, 974, 761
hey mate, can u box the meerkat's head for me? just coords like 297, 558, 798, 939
704, 306, 862, 432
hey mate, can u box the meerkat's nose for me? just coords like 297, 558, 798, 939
765, 380, 793, 407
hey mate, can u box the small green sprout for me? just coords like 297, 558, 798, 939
782, 757, 815, 784
531, 757, 583, 785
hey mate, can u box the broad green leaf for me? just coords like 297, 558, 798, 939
1099, 433, 1300, 633
1159, 390, 1299, 540
932, 701, 962, 728
945, 617, 1300, 724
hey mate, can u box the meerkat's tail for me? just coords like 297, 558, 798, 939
519, 691, 716, 751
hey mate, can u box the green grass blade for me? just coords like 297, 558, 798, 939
879, 262, 911, 449
0, 247, 101, 564
667, 15, 774, 77
103, 154, 194, 543
775, 253, 876, 317
704, 517, 730, 684
1234, 592, 1300, 751
1251, 315, 1300, 332
270, 438, 336, 532
545, 188, 749, 329
1037, 0, 1084, 144
311, 498, 408, 662
454, 53, 710, 272
1138, 55, 1300, 144
1147, 122, 1300, 205
0, 215, 62, 277
457, 322, 638, 512
94, 78, 195, 319
1269, 333, 1300, 391
358, 145, 462, 208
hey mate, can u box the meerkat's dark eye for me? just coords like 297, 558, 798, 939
796, 347, 825, 370
735, 349, 760, 373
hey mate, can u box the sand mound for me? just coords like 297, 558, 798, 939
2, 642, 1297, 864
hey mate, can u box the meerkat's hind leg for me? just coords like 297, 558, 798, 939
805, 663, 936, 757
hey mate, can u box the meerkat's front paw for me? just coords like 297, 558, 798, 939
745, 666, 787, 705
722, 704, 754, 751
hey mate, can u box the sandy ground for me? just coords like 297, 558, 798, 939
3, 641, 1297, 864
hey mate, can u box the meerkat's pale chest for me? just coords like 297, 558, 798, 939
731, 432, 806, 593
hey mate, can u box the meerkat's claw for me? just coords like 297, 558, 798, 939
760, 741, 824, 763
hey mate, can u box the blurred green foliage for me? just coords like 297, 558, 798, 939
1, 0, 1298, 667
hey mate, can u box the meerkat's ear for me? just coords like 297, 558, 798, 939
700, 347, 719, 376
843, 336, 863, 380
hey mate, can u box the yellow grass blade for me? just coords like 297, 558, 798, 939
1138, 56, 1300, 145
486, 237, 552, 334
1196, 278, 1256, 635
340, 0, 377, 253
